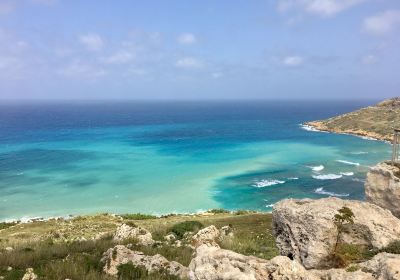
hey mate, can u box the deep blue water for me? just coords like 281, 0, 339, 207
0, 100, 391, 220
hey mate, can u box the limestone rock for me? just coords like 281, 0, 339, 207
311, 268, 374, 280
191, 225, 220, 248
113, 224, 154, 246
22, 268, 38, 280
359, 253, 400, 280
272, 197, 400, 269
219, 225, 234, 240
102, 245, 188, 279
365, 161, 400, 218
189, 244, 317, 280
164, 233, 176, 243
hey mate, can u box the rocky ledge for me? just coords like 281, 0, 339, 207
365, 161, 400, 218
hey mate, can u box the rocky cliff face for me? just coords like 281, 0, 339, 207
272, 197, 400, 269
365, 161, 400, 218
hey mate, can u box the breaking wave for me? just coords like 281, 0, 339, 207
314, 187, 349, 197
252, 179, 285, 188
340, 172, 354, 176
336, 160, 360, 166
312, 174, 342, 180
308, 165, 324, 172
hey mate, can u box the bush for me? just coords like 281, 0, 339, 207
0, 222, 17, 230
120, 213, 157, 220
169, 221, 204, 239
381, 240, 400, 254
207, 209, 230, 214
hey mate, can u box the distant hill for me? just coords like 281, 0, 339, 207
305, 97, 400, 142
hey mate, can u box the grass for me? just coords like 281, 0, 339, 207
117, 263, 182, 280
169, 221, 204, 239
0, 212, 277, 279
120, 213, 158, 220
0, 222, 16, 231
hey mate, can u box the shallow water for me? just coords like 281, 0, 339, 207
0, 100, 390, 220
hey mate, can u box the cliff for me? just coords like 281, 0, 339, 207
305, 97, 400, 141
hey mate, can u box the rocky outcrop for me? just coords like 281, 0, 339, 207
22, 268, 38, 280
188, 244, 316, 280
365, 161, 400, 218
359, 253, 400, 280
191, 225, 220, 248
272, 197, 400, 269
102, 245, 188, 279
113, 224, 154, 246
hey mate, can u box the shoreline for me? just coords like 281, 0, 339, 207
301, 122, 391, 143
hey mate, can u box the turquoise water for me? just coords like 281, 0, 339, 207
0, 101, 391, 221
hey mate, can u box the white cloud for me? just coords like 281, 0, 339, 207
361, 54, 378, 65
282, 56, 304, 66
278, 0, 367, 17
175, 57, 204, 69
100, 51, 135, 64
79, 33, 104, 51
59, 60, 106, 78
177, 33, 197, 45
363, 10, 400, 36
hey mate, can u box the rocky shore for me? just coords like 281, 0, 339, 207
304, 97, 400, 142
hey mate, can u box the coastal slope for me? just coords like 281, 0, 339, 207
305, 97, 400, 141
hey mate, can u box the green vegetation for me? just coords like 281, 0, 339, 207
0, 222, 16, 231
380, 240, 400, 254
120, 213, 158, 220
169, 221, 204, 239
207, 209, 230, 214
334, 207, 355, 252
117, 263, 181, 280
0, 212, 277, 279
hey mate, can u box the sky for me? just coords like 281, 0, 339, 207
0, 0, 400, 100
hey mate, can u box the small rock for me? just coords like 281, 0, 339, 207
191, 225, 220, 248
5, 247, 13, 252
22, 268, 38, 280
113, 224, 154, 246
6, 267, 12, 271
102, 245, 187, 279
219, 225, 234, 240
164, 233, 176, 242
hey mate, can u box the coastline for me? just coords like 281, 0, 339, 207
301, 122, 391, 143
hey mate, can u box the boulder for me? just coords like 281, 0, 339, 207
188, 244, 317, 280
365, 162, 400, 218
311, 268, 374, 280
102, 245, 188, 279
191, 225, 220, 248
359, 253, 400, 280
113, 224, 154, 246
21, 268, 38, 280
272, 197, 400, 269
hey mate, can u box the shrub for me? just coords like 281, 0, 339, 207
0, 222, 17, 231
120, 213, 157, 220
381, 240, 400, 254
207, 209, 230, 214
346, 265, 360, 272
169, 221, 204, 239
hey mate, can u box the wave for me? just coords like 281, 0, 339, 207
352, 178, 366, 183
300, 124, 320, 132
336, 160, 360, 166
314, 187, 349, 197
340, 172, 354, 176
312, 174, 342, 180
350, 151, 368, 155
265, 204, 274, 208
308, 165, 324, 172
287, 177, 299, 180
361, 136, 377, 141
252, 179, 285, 188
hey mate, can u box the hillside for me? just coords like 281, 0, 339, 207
305, 97, 400, 141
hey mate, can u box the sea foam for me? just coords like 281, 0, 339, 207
308, 165, 324, 172
336, 160, 360, 166
312, 174, 343, 180
340, 172, 354, 176
314, 187, 349, 197
252, 179, 285, 188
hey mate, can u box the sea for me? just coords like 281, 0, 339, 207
0, 100, 391, 221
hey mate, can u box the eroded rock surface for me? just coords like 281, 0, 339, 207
102, 245, 188, 279
113, 223, 154, 246
189, 244, 315, 280
359, 253, 400, 280
272, 197, 400, 269
365, 161, 400, 218
191, 225, 220, 248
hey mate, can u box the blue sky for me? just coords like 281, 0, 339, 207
0, 0, 400, 100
